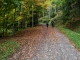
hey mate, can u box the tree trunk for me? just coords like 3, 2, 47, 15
25, 21, 27, 28
32, 7, 34, 27
18, 20, 20, 31
12, 14, 15, 36
2, 13, 5, 37
43, 9, 45, 17
25, 14, 27, 28
12, 8, 16, 36
5, 12, 9, 36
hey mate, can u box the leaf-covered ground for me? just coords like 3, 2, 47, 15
8, 25, 80, 60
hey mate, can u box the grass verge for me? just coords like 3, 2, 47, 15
0, 39, 20, 60
58, 27, 80, 50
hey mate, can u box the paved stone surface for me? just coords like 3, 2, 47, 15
8, 26, 80, 60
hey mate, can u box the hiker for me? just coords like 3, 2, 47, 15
46, 21, 49, 28
51, 21, 54, 27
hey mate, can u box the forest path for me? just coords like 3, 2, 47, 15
9, 25, 80, 60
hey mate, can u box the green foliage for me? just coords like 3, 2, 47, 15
61, 0, 80, 21
0, 39, 20, 60
51, 0, 80, 33
58, 27, 80, 50
0, 0, 45, 37
39, 16, 50, 23
1, 0, 80, 37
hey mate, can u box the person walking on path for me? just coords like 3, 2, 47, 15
46, 21, 49, 28
51, 21, 54, 27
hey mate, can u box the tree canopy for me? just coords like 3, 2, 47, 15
0, 0, 80, 37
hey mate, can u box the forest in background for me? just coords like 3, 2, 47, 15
0, 0, 80, 37
54, 0, 80, 33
